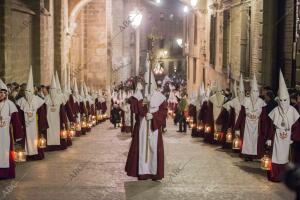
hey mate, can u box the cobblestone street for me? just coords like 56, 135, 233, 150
0, 120, 295, 200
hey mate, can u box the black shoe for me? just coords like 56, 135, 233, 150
177, 130, 182, 133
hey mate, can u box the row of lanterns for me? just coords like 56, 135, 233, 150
14, 112, 109, 163
192, 121, 272, 171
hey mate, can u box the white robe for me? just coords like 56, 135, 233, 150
242, 97, 266, 155
17, 96, 45, 156
0, 100, 18, 168
138, 91, 166, 175
45, 95, 62, 146
123, 103, 131, 126
269, 106, 300, 164
223, 97, 243, 123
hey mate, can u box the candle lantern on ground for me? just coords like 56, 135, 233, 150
61, 124, 68, 139
197, 122, 204, 131
81, 116, 87, 128
14, 149, 26, 163
226, 129, 233, 143
204, 124, 211, 134
39, 135, 47, 149
261, 154, 272, 170
76, 122, 81, 131
232, 136, 242, 150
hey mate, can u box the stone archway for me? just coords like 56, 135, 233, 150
67, 0, 110, 89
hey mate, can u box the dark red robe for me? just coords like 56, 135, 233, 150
125, 97, 167, 180
79, 102, 88, 134
69, 95, 81, 136
198, 101, 215, 143
0, 112, 24, 180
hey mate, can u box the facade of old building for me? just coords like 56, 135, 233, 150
0, 0, 140, 89
184, 0, 300, 96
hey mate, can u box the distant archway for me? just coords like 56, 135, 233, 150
68, 0, 93, 36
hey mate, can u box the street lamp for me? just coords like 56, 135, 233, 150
129, 9, 143, 76
183, 5, 189, 13
156, 0, 161, 4
176, 38, 183, 47
129, 9, 143, 29
190, 0, 198, 7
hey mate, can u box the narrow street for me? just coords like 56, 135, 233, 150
0, 120, 294, 200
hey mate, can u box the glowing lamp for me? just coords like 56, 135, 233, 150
76, 122, 81, 131
14, 150, 26, 162
69, 130, 76, 138
232, 136, 242, 150
39, 135, 47, 149
61, 127, 68, 139
204, 124, 211, 133
197, 123, 204, 131
214, 132, 220, 141
261, 155, 272, 170
81, 119, 87, 128
226, 129, 233, 143
191, 123, 196, 129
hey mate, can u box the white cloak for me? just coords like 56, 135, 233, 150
0, 100, 18, 168
17, 96, 44, 156
242, 97, 266, 155
139, 90, 166, 175
269, 106, 300, 164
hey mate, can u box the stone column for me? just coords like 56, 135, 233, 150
0, 0, 11, 81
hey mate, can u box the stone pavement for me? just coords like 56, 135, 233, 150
0, 120, 295, 200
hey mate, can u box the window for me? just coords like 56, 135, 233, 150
193, 58, 197, 84
159, 39, 165, 49
187, 58, 189, 80
209, 15, 216, 67
240, 7, 251, 77
194, 14, 198, 45
223, 10, 230, 70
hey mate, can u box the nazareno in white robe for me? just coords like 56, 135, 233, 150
138, 91, 166, 176
17, 96, 45, 156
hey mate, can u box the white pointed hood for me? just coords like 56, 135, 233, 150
251, 73, 258, 92
278, 70, 289, 100
26, 66, 34, 93
63, 67, 68, 93
67, 65, 71, 93
250, 73, 259, 103
50, 74, 57, 89
199, 83, 205, 96
239, 74, 245, 93
80, 83, 85, 98
0, 78, 8, 91
233, 80, 237, 97
55, 71, 62, 93
73, 78, 79, 94
144, 53, 157, 96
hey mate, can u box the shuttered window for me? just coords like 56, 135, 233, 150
210, 15, 216, 67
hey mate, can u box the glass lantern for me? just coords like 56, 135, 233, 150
81, 117, 87, 128
226, 129, 233, 143
191, 123, 196, 129
61, 125, 68, 139
261, 155, 272, 170
232, 136, 242, 150
14, 150, 26, 163
39, 135, 47, 149
214, 132, 220, 141
204, 124, 211, 134
197, 122, 204, 131
76, 122, 81, 131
